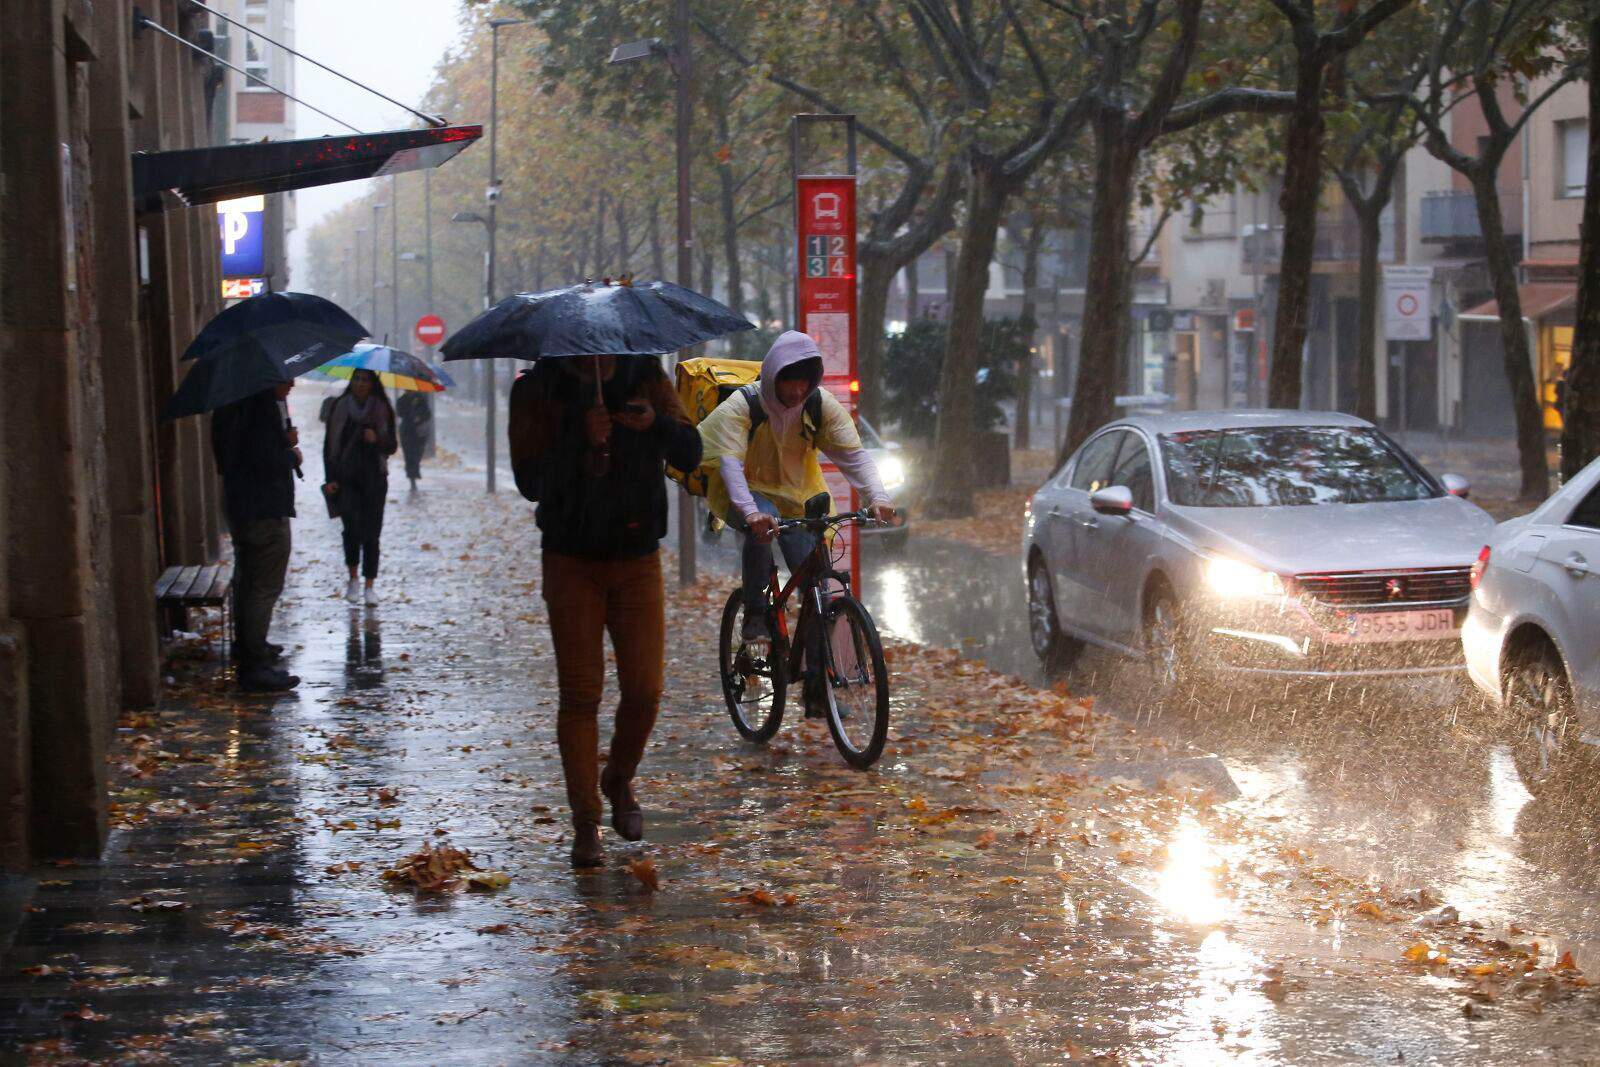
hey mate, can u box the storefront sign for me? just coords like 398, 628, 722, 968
1384, 265, 1434, 341
217, 194, 266, 277
221, 277, 266, 300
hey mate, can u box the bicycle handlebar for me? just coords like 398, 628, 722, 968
775, 508, 896, 532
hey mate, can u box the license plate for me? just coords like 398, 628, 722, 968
1327, 607, 1457, 644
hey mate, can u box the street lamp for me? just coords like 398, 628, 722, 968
458, 15, 538, 495
370, 201, 387, 339
610, 0, 695, 585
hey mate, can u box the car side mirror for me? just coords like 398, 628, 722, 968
1091, 485, 1134, 516
1442, 474, 1470, 499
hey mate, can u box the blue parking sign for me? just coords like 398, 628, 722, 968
217, 195, 266, 277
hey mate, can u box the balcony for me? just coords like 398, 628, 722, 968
1241, 218, 1395, 274
1420, 189, 1522, 243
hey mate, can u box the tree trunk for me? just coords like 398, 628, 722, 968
648, 199, 666, 280
1267, 56, 1326, 409
594, 190, 608, 275
1016, 219, 1044, 450
905, 258, 920, 321
1354, 196, 1384, 422
778, 243, 791, 327
1064, 121, 1137, 464
1475, 173, 1549, 499
700, 249, 715, 301
857, 249, 895, 424
1561, 11, 1600, 481
616, 199, 631, 273
924, 161, 1008, 518
720, 180, 745, 354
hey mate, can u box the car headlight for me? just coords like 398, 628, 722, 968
1203, 556, 1285, 598
878, 454, 907, 492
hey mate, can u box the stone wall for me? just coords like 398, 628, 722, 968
0, 0, 222, 864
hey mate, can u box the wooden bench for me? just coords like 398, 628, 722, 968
155, 562, 234, 650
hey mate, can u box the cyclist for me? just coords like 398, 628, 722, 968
697, 331, 897, 712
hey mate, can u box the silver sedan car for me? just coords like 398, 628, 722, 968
1023, 411, 1494, 689
1463, 456, 1600, 793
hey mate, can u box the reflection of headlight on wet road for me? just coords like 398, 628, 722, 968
878, 454, 907, 491
1204, 556, 1285, 598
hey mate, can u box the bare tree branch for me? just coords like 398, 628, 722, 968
1159, 87, 1297, 134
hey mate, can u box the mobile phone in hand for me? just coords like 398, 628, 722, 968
623, 402, 647, 415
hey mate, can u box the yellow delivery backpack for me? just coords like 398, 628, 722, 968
667, 356, 762, 496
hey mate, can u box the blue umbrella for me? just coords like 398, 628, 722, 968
317, 344, 453, 393
440, 277, 754, 363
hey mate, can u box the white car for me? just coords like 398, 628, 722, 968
1024, 411, 1494, 690
1463, 456, 1600, 793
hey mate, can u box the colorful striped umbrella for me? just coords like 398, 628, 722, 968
316, 344, 453, 393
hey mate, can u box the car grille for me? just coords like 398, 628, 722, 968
1292, 567, 1472, 607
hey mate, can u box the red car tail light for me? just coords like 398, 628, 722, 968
1469, 545, 1490, 590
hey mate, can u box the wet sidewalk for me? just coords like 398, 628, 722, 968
3, 392, 1598, 1065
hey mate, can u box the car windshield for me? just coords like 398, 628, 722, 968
1160, 426, 1438, 507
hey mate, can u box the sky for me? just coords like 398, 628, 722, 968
286, 0, 470, 282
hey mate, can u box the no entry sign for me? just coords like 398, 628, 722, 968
1383, 266, 1433, 341
414, 314, 446, 348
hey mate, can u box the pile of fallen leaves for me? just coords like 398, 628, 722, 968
379, 839, 509, 894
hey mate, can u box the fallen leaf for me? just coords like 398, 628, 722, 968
626, 857, 660, 892
61, 1005, 109, 1021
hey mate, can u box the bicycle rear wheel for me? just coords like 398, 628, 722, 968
719, 588, 787, 742
821, 596, 890, 768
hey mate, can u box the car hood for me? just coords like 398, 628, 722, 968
1166, 496, 1495, 574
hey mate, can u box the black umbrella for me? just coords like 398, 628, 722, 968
440, 277, 754, 363
160, 339, 348, 421
183, 291, 369, 363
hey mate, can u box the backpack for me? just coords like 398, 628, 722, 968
666, 360, 823, 496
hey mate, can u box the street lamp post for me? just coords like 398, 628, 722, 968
610, 0, 696, 585
390, 175, 400, 347
370, 201, 386, 338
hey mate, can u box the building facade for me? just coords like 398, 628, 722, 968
2, 0, 228, 864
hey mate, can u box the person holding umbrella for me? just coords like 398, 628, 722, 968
211, 381, 303, 693
323, 368, 398, 606
165, 290, 369, 693
445, 278, 746, 868
396, 390, 433, 491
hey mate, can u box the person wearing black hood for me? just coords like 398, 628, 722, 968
509, 354, 701, 868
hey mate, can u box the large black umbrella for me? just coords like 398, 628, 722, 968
162, 292, 369, 421
160, 340, 349, 421
183, 291, 368, 363
440, 278, 754, 363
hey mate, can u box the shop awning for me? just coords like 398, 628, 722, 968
1458, 282, 1577, 323
132, 125, 482, 209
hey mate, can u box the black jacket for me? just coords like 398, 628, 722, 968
323, 396, 398, 489
515, 360, 701, 560
211, 389, 297, 525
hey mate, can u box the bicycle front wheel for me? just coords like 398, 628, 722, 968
821, 596, 890, 768
719, 588, 787, 743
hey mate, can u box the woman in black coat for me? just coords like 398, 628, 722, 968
322, 369, 398, 606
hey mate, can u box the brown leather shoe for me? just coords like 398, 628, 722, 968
600, 766, 644, 842
570, 822, 604, 868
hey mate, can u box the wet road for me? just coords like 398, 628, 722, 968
2, 389, 1598, 1064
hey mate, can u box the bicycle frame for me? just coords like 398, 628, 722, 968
763, 517, 857, 670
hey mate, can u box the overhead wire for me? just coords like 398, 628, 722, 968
183, 0, 448, 130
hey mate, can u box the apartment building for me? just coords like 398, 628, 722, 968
210, 0, 297, 297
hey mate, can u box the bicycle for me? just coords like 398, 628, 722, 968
717, 503, 893, 769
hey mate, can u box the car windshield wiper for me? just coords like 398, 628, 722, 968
1200, 432, 1227, 506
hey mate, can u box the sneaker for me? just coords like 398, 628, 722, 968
344, 579, 361, 604
740, 611, 770, 645
239, 665, 300, 693
364, 585, 379, 607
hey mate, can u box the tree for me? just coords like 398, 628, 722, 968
1327, 33, 1428, 422
1410, 0, 1582, 499
1561, 7, 1600, 478
1263, 0, 1415, 410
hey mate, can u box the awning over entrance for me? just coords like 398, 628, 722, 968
132, 126, 483, 209
1458, 282, 1577, 323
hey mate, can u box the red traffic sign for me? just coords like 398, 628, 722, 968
414, 314, 446, 347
